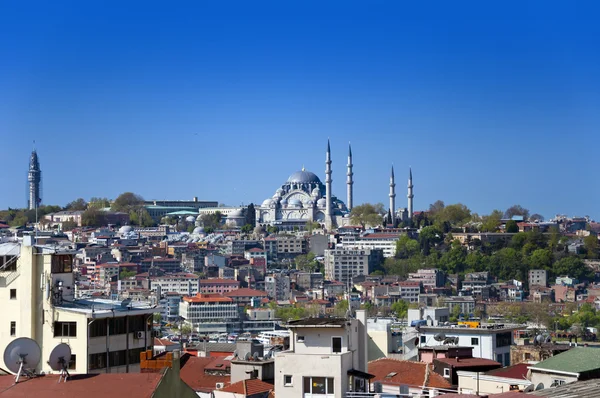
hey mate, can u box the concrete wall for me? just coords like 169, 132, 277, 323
275, 352, 345, 398
458, 372, 531, 395
530, 371, 578, 390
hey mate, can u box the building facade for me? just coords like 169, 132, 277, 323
324, 248, 384, 288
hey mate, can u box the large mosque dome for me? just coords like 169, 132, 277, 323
286, 169, 322, 185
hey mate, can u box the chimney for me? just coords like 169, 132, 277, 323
456, 356, 460, 362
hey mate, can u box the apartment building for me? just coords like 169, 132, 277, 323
265, 274, 290, 300
0, 237, 155, 374
179, 293, 239, 334
338, 232, 400, 257
274, 311, 371, 398
140, 257, 182, 273
199, 278, 240, 294
263, 235, 307, 261
407, 268, 446, 290
324, 248, 384, 288
145, 273, 201, 296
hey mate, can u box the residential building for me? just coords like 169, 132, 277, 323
199, 278, 241, 294
44, 210, 84, 227
265, 274, 290, 300
443, 296, 476, 316
528, 347, 600, 389
433, 356, 501, 386
368, 358, 452, 396
294, 272, 323, 291
0, 238, 156, 374
407, 268, 446, 290
145, 273, 200, 296
366, 318, 403, 361
338, 232, 399, 257
179, 294, 239, 334
224, 287, 268, 307
140, 257, 182, 273
324, 248, 384, 288
418, 323, 521, 366
158, 292, 182, 323
263, 235, 307, 261
461, 272, 492, 296
555, 276, 579, 286
529, 269, 548, 287
274, 311, 371, 398
457, 363, 532, 395
510, 341, 571, 366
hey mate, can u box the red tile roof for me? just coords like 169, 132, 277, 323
486, 363, 529, 380
219, 379, 274, 395
224, 288, 268, 297
368, 358, 451, 389
154, 337, 177, 346
183, 293, 233, 303
180, 356, 230, 393
0, 373, 162, 398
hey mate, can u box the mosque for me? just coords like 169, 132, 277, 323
256, 140, 414, 231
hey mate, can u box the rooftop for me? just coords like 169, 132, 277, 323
179, 355, 230, 393
182, 293, 233, 304
435, 357, 501, 368
287, 317, 348, 328
224, 288, 268, 298
57, 297, 156, 318
199, 278, 240, 285
368, 358, 451, 390
529, 378, 600, 397
486, 363, 530, 380
219, 379, 274, 395
0, 373, 162, 398
529, 347, 600, 375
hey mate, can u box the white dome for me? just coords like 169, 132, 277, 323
311, 187, 321, 197
288, 198, 302, 208
227, 209, 245, 219
317, 198, 327, 208
119, 225, 133, 234
193, 226, 205, 234
186, 216, 196, 223
262, 198, 274, 207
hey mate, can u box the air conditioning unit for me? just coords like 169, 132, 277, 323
135, 331, 145, 339
215, 382, 225, 389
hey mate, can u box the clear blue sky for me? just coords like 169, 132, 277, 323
1, 1, 598, 219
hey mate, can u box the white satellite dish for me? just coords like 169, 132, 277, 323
3, 337, 41, 383
48, 343, 72, 382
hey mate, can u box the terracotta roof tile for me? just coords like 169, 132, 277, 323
435, 357, 501, 368
0, 373, 162, 398
224, 288, 268, 297
219, 379, 274, 395
368, 358, 451, 389
183, 293, 233, 303
486, 363, 529, 380
180, 356, 230, 393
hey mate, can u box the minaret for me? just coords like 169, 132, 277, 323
27, 148, 42, 210
347, 143, 353, 211
389, 166, 396, 225
408, 167, 414, 219
325, 139, 333, 230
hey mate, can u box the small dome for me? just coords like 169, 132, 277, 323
227, 209, 244, 219
311, 187, 321, 197
186, 216, 196, 223
273, 188, 285, 198
287, 169, 322, 185
317, 198, 327, 208
119, 226, 133, 234
262, 198, 274, 207
288, 198, 302, 208
193, 226, 205, 234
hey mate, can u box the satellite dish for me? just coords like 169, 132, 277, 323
233, 350, 238, 358
434, 333, 446, 342
3, 337, 41, 383
244, 352, 251, 360
48, 343, 72, 382
253, 352, 259, 361
454, 337, 460, 345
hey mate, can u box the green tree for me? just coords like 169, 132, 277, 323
437, 203, 472, 226
120, 269, 137, 279
61, 220, 78, 230
81, 208, 107, 227
553, 257, 591, 280
245, 203, 256, 227
505, 220, 519, 233
112, 192, 144, 212
241, 224, 253, 234
391, 300, 409, 319
181, 324, 192, 335
419, 226, 443, 255
201, 211, 222, 230
529, 213, 545, 222
153, 313, 162, 324
583, 234, 599, 259
449, 305, 462, 322
88, 197, 111, 209
130, 208, 155, 227
481, 210, 503, 232
65, 198, 87, 211
504, 205, 530, 220
428, 200, 445, 221
306, 221, 321, 233
395, 235, 419, 259
295, 253, 319, 272
528, 249, 553, 271
350, 203, 385, 228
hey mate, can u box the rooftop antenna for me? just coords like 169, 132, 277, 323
47, 343, 72, 382
3, 337, 41, 383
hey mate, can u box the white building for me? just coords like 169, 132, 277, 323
324, 248, 384, 288
418, 324, 521, 366
0, 237, 156, 374
338, 233, 399, 258
274, 310, 372, 398
265, 274, 290, 301
148, 273, 200, 296
178, 293, 239, 334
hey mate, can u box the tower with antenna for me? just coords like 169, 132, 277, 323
347, 143, 353, 211
389, 166, 396, 225
27, 145, 42, 211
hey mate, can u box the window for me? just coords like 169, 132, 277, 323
496, 332, 512, 347
332, 337, 342, 353
297, 335, 305, 342
471, 337, 479, 345
284, 375, 293, 386
552, 379, 566, 387
54, 321, 77, 337
51, 255, 73, 274
420, 336, 426, 344
10, 289, 16, 299
10, 321, 16, 336
68, 354, 76, 370
303, 377, 334, 395
443, 368, 450, 378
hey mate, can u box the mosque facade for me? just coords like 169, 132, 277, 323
256, 140, 415, 231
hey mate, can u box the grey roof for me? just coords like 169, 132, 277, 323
190, 342, 236, 353
529, 378, 600, 397
287, 317, 348, 327
287, 170, 322, 184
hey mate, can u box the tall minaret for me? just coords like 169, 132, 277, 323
347, 143, 353, 211
389, 166, 396, 225
28, 148, 42, 210
408, 167, 414, 219
325, 139, 333, 230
